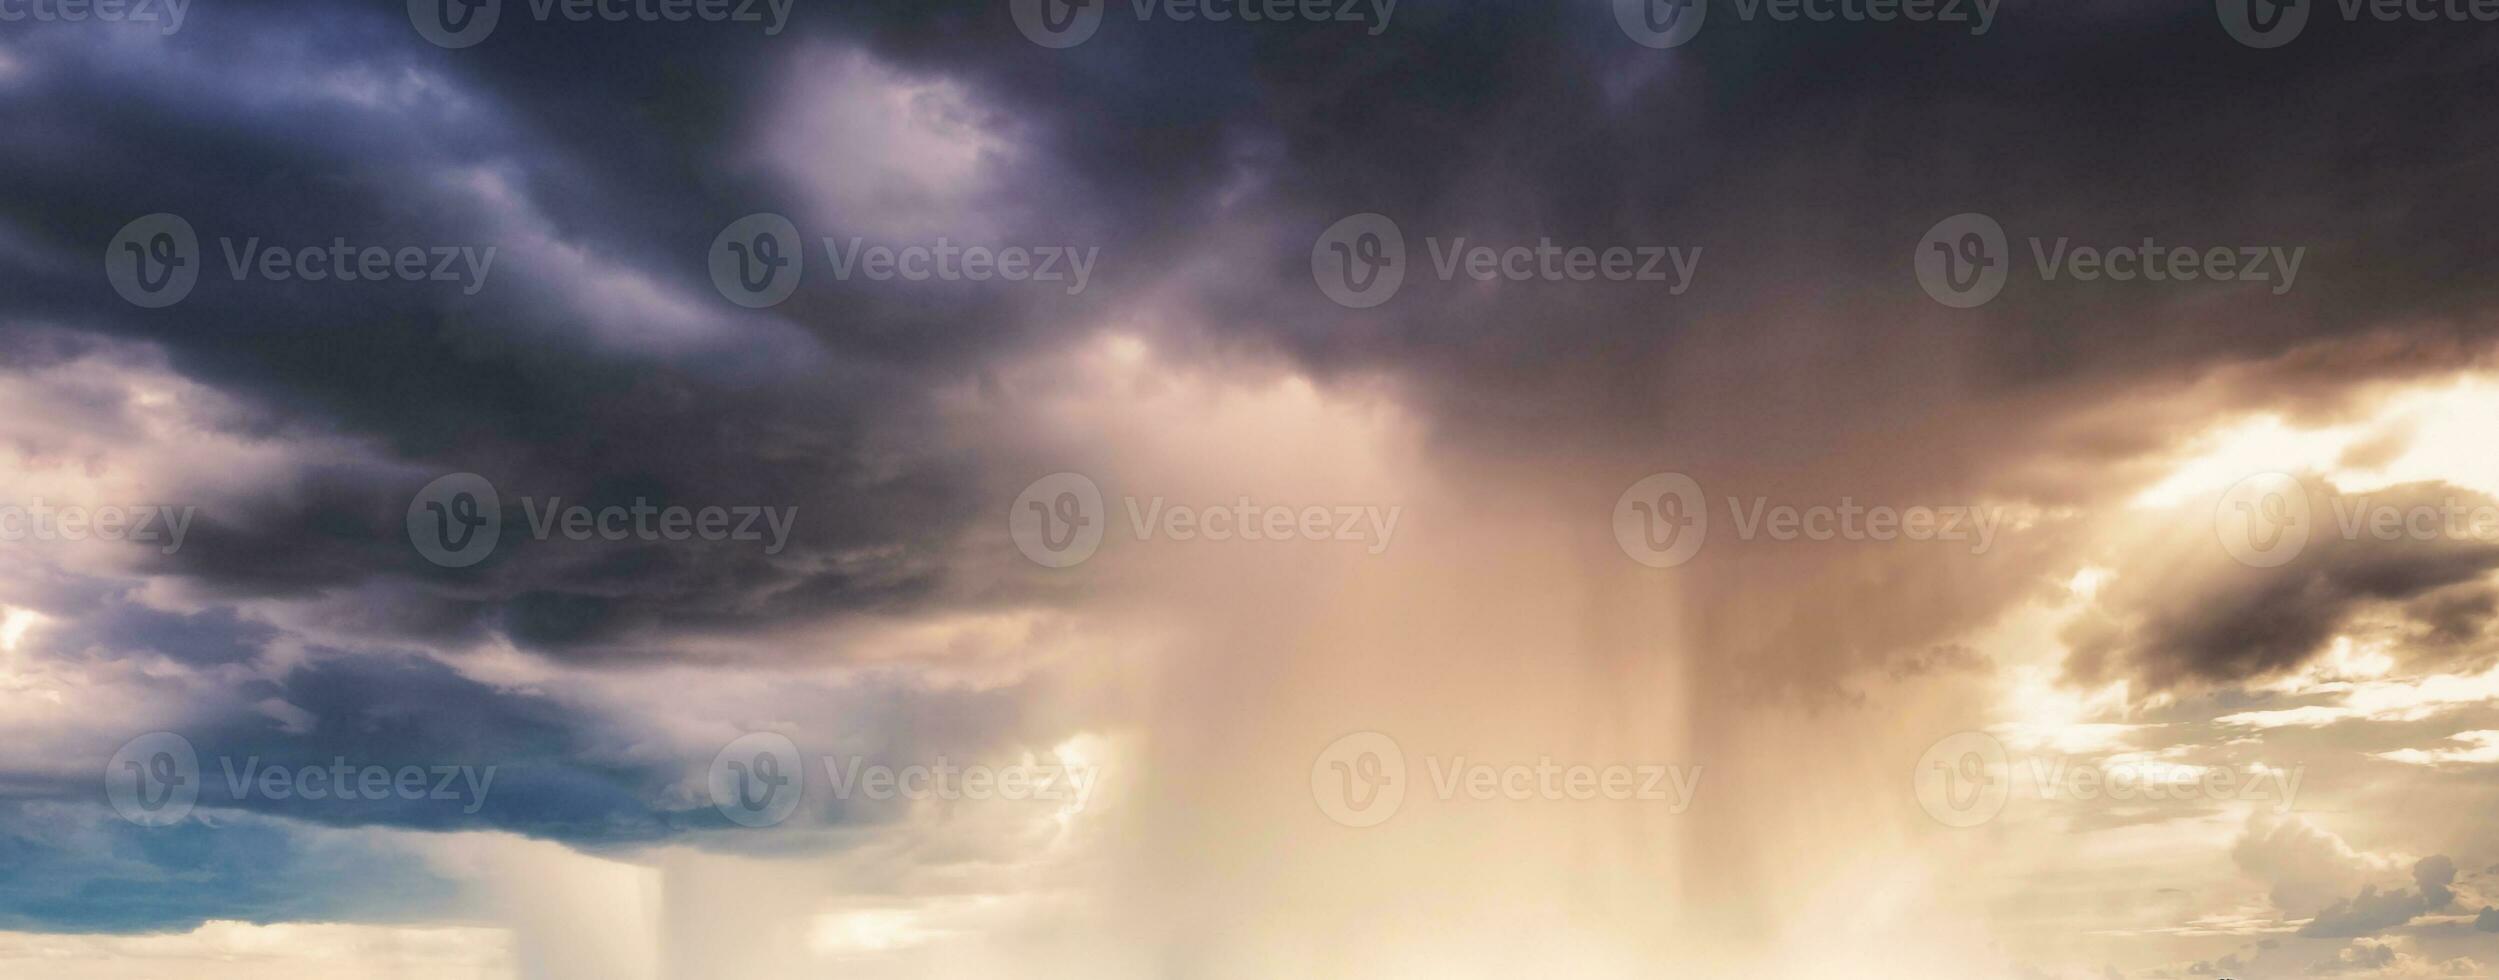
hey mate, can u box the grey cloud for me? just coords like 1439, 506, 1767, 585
2305, 941, 2399, 975
2067, 481, 2499, 692
2297, 855, 2458, 939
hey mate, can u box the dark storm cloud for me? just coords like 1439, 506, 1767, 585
0, 5, 999, 657
0, 646, 701, 845
41, 598, 276, 666
845, 0, 2499, 454
2068, 480, 2499, 691
175, 652, 687, 838
4, 0, 2499, 957
6, 0, 2497, 663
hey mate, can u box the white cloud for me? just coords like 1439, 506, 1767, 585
0, 920, 513, 980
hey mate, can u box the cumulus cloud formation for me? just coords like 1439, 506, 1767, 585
2297, 856, 2457, 938
2234, 814, 2399, 917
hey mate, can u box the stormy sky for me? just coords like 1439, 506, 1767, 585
6, 0, 2499, 976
